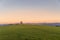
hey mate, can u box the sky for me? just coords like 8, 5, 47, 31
0, 0, 60, 24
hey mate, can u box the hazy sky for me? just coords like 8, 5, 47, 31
0, 0, 60, 24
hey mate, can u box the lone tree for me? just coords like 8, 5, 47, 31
20, 21, 23, 24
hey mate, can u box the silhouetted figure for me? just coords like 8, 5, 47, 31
20, 21, 23, 24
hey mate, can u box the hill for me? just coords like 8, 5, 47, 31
0, 24, 60, 40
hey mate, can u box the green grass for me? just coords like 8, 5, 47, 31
0, 24, 60, 40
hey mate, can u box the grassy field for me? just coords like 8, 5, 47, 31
0, 24, 60, 40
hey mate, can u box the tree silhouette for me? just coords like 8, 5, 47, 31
20, 21, 23, 24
